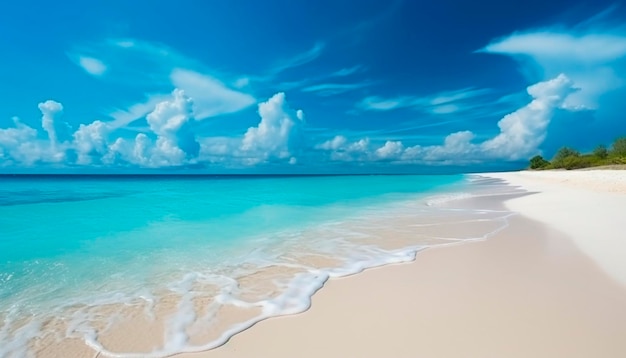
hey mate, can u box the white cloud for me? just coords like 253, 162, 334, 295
428, 88, 491, 106
269, 42, 325, 75
73, 120, 109, 164
315, 136, 372, 162
356, 88, 491, 114
146, 89, 194, 137
70, 38, 256, 124
1, 91, 306, 169
429, 104, 460, 114
170, 69, 256, 119
320, 75, 577, 164
233, 77, 250, 89
357, 96, 412, 111
2, 92, 201, 168
301, 81, 375, 96
376, 141, 404, 160
347, 138, 370, 153
119, 89, 201, 166
108, 95, 170, 129
0, 118, 38, 166
0, 115, 67, 166
316, 135, 347, 151
0, 118, 37, 148
332, 65, 365, 77
78, 56, 107, 76
481, 26, 626, 110
133, 134, 152, 165
479, 74, 577, 159
38, 100, 63, 145
240, 92, 304, 165
414, 75, 577, 162
482, 32, 626, 64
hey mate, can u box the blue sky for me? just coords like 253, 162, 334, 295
1, 0, 625, 173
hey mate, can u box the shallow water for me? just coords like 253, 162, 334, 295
0, 174, 517, 357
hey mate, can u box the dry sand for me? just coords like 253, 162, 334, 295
486, 170, 626, 285
173, 170, 626, 358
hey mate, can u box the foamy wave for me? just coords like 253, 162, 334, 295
424, 192, 474, 206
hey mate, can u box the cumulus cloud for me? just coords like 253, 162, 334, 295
147, 89, 199, 159
479, 74, 577, 159
0, 119, 38, 165
104, 90, 200, 167
2, 92, 200, 168
240, 92, 304, 165
316, 135, 348, 151
0, 116, 67, 166
375, 140, 405, 160
315, 135, 372, 162
38, 100, 63, 145
73, 120, 109, 164
1, 90, 308, 169
422, 75, 577, 161
319, 75, 578, 164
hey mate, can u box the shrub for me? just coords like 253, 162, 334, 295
561, 155, 593, 170
553, 147, 580, 162
612, 137, 626, 156
610, 156, 626, 165
552, 147, 581, 169
593, 145, 609, 159
529, 155, 550, 169
527, 137, 626, 171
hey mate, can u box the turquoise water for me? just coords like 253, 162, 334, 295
0, 174, 505, 357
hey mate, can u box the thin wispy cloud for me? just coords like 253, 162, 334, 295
356, 87, 492, 114
332, 65, 366, 77
69, 38, 256, 124
76, 56, 107, 76
269, 42, 326, 75
480, 25, 626, 110
301, 81, 375, 96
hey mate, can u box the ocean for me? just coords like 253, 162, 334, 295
0, 174, 514, 357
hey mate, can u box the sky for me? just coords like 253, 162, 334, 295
1, 0, 626, 173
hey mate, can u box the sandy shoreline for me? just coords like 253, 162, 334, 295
174, 170, 626, 358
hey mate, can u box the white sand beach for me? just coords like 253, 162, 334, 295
174, 169, 626, 358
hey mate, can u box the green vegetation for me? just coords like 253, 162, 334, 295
593, 145, 608, 159
529, 155, 550, 169
528, 136, 626, 170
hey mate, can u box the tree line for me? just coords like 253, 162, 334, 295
529, 137, 626, 170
